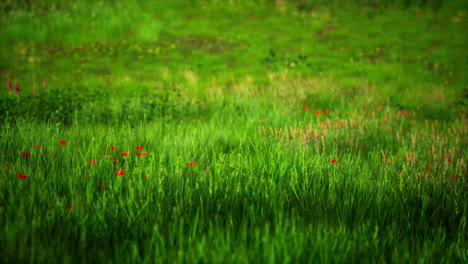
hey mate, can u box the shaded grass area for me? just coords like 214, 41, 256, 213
0, 0, 467, 263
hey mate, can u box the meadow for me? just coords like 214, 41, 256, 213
0, 0, 467, 263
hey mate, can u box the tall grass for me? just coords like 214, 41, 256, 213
0, 0, 467, 263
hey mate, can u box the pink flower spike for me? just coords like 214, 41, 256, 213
15, 83, 20, 96
7, 78, 12, 92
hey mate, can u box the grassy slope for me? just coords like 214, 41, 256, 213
0, 1, 467, 263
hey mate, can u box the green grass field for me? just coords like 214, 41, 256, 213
0, 0, 467, 263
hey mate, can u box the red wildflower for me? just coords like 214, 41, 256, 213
3, 167, 9, 170
400, 110, 407, 115
48, 153, 54, 156
143, 176, 149, 179
425, 165, 430, 169
121, 152, 129, 156
450, 175, 456, 179
424, 171, 430, 173
20, 152, 30, 157
429, 148, 434, 152
447, 158, 452, 163
187, 161, 196, 167
331, 159, 337, 163
18, 173, 27, 180
66, 206, 73, 211
382, 118, 388, 122
362, 107, 367, 110
89, 159, 96, 164
338, 164, 343, 167
97, 184, 101, 187
315, 110, 321, 114
113, 161, 120, 164
60, 140, 66, 145
135, 146, 143, 151
302, 105, 309, 111
138, 152, 147, 157
34, 144, 42, 149
15, 83, 20, 96
114, 170, 125, 176
324, 109, 330, 115
376, 105, 382, 109
110, 146, 118, 150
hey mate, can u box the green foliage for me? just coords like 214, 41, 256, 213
0, 0, 466, 263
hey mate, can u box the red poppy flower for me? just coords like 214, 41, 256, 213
302, 105, 308, 111
324, 109, 330, 115
143, 176, 149, 179
315, 110, 321, 114
187, 161, 196, 167
34, 144, 42, 149
447, 158, 452, 163
20, 152, 30, 157
362, 107, 367, 110
400, 110, 407, 115
135, 146, 143, 151
114, 170, 125, 176
18, 173, 27, 180
60, 140, 66, 145
450, 175, 456, 179
331, 159, 337, 163
66, 206, 73, 211
97, 184, 101, 187
376, 105, 382, 109
429, 148, 434, 152
382, 118, 388, 122
89, 159, 96, 164
425, 165, 430, 169
138, 152, 147, 157
113, 161, 120, 164
110, 146, 118, 150
121, 152, 129, 157
424, 171, 430, 173
338, 164, 343, 167
3, 167, 9, 170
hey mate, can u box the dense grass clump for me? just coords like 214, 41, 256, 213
0, 0, 466, 263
